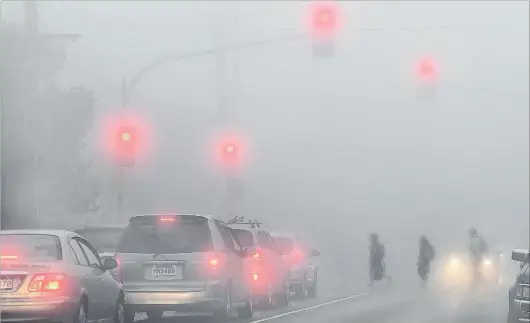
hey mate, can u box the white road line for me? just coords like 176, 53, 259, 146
250, 293, 371, 323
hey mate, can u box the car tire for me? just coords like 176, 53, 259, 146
277, 280, 290, 307
114, 297, 125, 323
146, 310, 163, 322
73, 300, 87, 323
237, 297, 253, 319
213, 286, 232, 322
307, 273, 318, 298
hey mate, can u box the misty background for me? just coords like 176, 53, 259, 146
1, 1, 528, 285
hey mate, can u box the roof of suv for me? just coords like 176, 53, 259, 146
129, 214, 218, 221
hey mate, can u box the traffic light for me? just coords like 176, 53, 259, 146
116, 126, 136, 167
416, 58, 438, 82
307, 1, 341, 58
212, 134, 247, 171
220, 140, 240, 168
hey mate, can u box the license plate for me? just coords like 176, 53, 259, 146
0, 279, 13, 290
152, 265, 182, 278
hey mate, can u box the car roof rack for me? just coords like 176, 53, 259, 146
227, 216, 263, 228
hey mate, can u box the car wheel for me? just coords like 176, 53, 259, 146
307, 273, 318, 298
277, 280, 290, 307
237, 296, 253, 319
213, 286, 232, 322
114, 297, 125, 323
73, 300, 87, 323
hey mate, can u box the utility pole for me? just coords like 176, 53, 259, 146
0, 1, 79, 229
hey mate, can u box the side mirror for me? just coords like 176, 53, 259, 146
102, 258, 118, 270
310, 249, 321, 257
511, 249, 529, 263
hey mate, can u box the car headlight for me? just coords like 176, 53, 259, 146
449, 257, 460, 267
516, 284, 530, 300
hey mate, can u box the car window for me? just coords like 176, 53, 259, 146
218, 225, 235, 250
74, 228, 123, 253
69, 239, 89, 266
232, 229, 255, 248
76, 238, 101, 267
273, 237, 294, 254
228, 229, 243, 252
116, 216, 213, 254
0, 234, 62, 261
257, 231, 276, 251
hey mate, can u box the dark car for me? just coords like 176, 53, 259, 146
114, 214, 253, 321
507, 249, 530, 323
0, 230, 122, 323
229, 221, 290, 308
270, 232, 320, 298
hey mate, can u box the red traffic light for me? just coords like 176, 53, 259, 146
416, 58, 438, 81
116, 126, 136, 167
308, 1, 341, 40
210, 133, 248, 171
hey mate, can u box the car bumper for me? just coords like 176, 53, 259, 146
123, 285, 226, 315
0, 297, 78, 322
289, 266, 316, 287
512, 299, 530, 322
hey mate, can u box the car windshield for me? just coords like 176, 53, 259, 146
233, 229, 255, 248
75, 228, 123, 253
116, 218, 213, 254
0, 234, 62, 260
273, 237, 294, 254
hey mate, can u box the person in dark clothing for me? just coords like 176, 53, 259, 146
368, 233, 386, 287
417, 235, 435, 287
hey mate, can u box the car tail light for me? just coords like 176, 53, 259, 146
251, 248, 263, 260
0, 255, 18, 260
111, 259, 122, 283
28, 273, 66, 292
206, 254, 226, 274
252, 273, 259, 281
290, 250, 306, 265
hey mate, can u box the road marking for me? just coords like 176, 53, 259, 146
250, 293, 371, 323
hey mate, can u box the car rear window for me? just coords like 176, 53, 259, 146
273, 237, 294, 254
75, 228, 123, 253
233, 229, 255, 248
0, 234, 62, 260
116, 216, 213, 254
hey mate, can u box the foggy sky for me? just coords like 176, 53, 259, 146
2, 1, 528, 277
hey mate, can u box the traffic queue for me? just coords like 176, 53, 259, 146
0, 214, 321, 323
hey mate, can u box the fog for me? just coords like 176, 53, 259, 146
1, 1, 528, 285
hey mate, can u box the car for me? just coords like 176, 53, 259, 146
0, 229, 123, 323
74, 225, 125, 259
228, 220, 290, 308
439, 250, 503, 289
270, 232, 320, 298
507, 249, 530, 323
114, 214, 253, 321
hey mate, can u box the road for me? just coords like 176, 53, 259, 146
132, 278, 509, 323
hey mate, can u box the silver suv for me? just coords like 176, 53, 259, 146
115, 214, 253, 322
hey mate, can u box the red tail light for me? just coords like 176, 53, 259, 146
111, 259, 122, 283
0, 255, 18, 260
28, 273, 65, 292
252, 273, 260, 281
251, 248, 264, 260
206, 254, 226, 274
290, 250, 306, 265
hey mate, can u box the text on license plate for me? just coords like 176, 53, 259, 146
152, 266, 179, 276
0, 279, 13, 290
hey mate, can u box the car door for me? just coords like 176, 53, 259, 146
69, 237, 105, 320
217, 223, 246, 303
257, 231, 284, 290
75, 237, 110, 319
